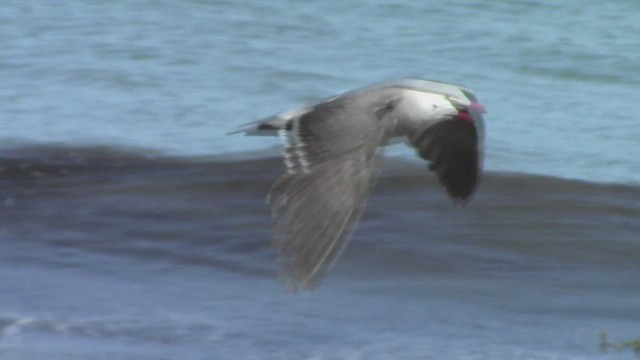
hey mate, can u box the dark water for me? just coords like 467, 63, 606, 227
1, 145, 639, 359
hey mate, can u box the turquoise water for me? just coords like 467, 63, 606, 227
1, 0, 639, 184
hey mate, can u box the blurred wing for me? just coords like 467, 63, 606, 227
269, 97, 386, 290
411, 119, 481, 202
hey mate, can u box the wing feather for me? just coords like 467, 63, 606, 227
410, 119, 481, 202
269, 97, 386, 290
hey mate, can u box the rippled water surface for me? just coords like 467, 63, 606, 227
1, 1, 640, 359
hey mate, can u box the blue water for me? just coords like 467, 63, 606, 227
1, 0, 639, 184
1, 1, 640, 359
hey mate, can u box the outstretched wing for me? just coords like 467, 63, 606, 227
268, 96, 387, 290
410, 119, 481, 203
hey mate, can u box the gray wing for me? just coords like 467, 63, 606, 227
410, 116, 482, 203
268, 95, 388, 290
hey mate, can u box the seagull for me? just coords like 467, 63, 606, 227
233, 78, 486, 290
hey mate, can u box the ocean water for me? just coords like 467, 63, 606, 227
1, 0, 639, 359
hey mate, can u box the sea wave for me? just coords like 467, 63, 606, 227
1, 145, 638, 278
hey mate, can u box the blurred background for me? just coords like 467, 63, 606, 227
1, 1, 639, 359
1, 0, 639, 183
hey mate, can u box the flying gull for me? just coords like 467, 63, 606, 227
233, 78, 486, 290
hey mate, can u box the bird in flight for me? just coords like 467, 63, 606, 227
233, 78, 486, 290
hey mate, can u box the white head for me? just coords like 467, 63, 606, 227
391, 89, 460, 136
400, 90, 460, 119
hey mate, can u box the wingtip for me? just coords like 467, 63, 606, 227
282, 273, 320, 294
276, 253, 323, 293
451, 194, 473, 207
446, 184, 479, 205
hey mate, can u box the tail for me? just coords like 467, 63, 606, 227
227, 105, 312, 136
226, 115, 292, 136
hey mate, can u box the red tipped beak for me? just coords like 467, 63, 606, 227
469, 102, 486, 113
456, 102, 486, 122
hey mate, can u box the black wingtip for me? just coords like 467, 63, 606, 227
426, 162, 477, 202
413, 120, 481, 204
